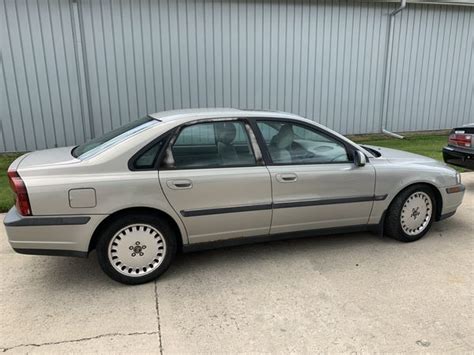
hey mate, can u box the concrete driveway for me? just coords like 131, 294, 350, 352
1, 174, 473, 353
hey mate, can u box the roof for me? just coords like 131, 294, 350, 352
148, 108, 303, 122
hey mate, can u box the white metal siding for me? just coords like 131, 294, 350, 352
1, 0, 91, 152
387, 4, 473, 132
1, 0, 473, 152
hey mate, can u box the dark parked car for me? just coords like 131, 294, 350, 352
443, 124, 474, 170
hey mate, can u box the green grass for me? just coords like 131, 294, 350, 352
0, 133, 455, 213
0, 154, 22, 213
352, 133, 467, 172
352, 133, 449, 162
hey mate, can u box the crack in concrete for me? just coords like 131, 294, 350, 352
0, 331, 159, 353
154, 280, 163, 355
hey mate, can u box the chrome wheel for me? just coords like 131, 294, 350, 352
400, 191, 433, 236
108, 224, 167, 277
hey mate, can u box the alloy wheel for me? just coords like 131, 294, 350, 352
400, 191, 433, 236
107, 224, 167, 277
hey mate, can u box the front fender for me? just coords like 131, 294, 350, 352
368, 161, 458, 224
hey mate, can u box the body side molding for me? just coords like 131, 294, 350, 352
4, 208, 91, 227
180, 194, 388, 217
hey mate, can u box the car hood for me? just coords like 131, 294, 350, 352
363, 145, 442, 165
16, 146, 79, 172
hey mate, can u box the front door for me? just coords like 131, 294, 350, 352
255, 119, 376, 234
159, 119, 272, 244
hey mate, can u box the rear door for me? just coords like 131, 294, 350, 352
254, 119, 376, 235
159, 119, 272, 244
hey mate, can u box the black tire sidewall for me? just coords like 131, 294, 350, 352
385, 185, 436, 242
96, 213, 177, 285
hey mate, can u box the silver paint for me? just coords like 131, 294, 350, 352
4, 109, 465, 255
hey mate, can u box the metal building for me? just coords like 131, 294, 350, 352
1, 0, 473, 152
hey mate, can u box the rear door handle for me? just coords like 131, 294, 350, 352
276, 173, 298, 183
167, 179, 193, 190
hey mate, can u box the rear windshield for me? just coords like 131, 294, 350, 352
72, 116, 158, 159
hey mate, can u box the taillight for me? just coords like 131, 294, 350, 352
448, 133, 472, 148
7, 169, 32, 216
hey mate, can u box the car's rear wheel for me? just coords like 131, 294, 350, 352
385, 185, 436, 242
96, 213, 177, 284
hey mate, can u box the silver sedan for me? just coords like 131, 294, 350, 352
4, 109, 465, 284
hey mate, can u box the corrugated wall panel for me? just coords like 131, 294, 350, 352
387, 4, 474, 132
77, 0, 394, 137
1, 0, 473, 152
0, 0, 90, 152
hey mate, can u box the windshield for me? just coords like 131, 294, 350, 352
72, 116, 158, 159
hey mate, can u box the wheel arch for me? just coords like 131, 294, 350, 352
385, 182, 443, 223
88, 207, 185, 254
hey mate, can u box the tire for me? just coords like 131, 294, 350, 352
96, 213, 177, 285
384, 184, 436, 242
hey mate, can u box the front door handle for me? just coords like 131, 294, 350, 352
167, 179, 193, 190
276, 173, 298, 183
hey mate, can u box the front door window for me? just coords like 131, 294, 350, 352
257, 121, 350, 164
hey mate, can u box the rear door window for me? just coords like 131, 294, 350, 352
167, 121, 256, 169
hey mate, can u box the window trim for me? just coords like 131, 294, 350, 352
159, 117, 264, 171
127, 131, 175, 171
129, 116, 365, 171
250, 117, 361, 166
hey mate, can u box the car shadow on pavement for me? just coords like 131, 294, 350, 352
32, 214, 470, 287
161, 232, 396, 280
31, 251, 116, 287
31, 232, 387, 287
160, 213, 472, 282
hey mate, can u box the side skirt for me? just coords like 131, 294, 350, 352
183, 224, 380, 253
13, 248, 88, 258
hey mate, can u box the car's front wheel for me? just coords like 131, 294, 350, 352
385, 185, 436, 242
96, 213, 177, 284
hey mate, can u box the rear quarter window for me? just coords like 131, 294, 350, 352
132, 139, 166, 170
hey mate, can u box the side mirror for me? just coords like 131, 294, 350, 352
353, 150, 366, 167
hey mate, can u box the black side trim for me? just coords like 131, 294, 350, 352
13, 248, 88, 258
183, 224, 376, 252
181, 203, 272, 217
438, 210, 456, 221
4, 211, 91, 227
273, 195, 387, 209
180, 195, 387, 217
373, 209, 388, 236
4, 207, 92, 227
